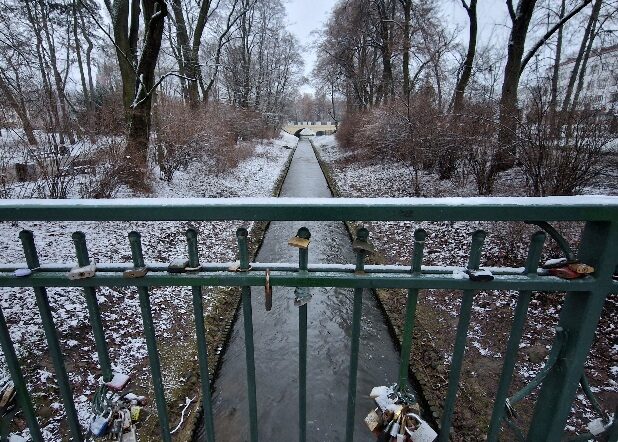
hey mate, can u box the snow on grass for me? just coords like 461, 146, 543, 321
0, 132, 296, 439
315, 134, 617, 435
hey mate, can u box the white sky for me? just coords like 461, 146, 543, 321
284, 0, 511, 94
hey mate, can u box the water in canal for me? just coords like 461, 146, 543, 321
196, 139, 407, 441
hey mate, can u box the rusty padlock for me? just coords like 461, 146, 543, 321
264, 269, 272, 311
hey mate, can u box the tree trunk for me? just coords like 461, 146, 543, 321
123, 0, 168, 189
452, 0, 477, 114
401, 0, 411, 105
549, 0, 566, 129
73, 0, 91, 112
79, 13, 96, 108
497, 0, 537, 168
39, 0, 75, 144
0, 74, 38, 145
569, 0, 601, 114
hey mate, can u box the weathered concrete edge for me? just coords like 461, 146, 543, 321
309, 139, 444, 431
179, 139, 300, 440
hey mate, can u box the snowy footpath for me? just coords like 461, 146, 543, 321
0, 132, 298, 440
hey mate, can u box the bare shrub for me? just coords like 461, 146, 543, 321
78, 138, 125, 198
517, 92, 611, 196
152, 102, 269, 182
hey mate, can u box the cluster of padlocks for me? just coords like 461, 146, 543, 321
89, 373, 144, 440
365, 384, 437, 442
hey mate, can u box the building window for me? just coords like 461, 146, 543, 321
611, 93, 618, 103
597, 78, 608, 89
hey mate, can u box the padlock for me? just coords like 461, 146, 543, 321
105, 373, 131, 392
123, 392, 146, 405
120, 408, 132, 430
548, 266, 580, 279
167, 259, 189, 273
90, 408, 112, 437
466, 268, 494, 281
67, 263, 96, 280
264, 269, 272, 311
123, 267, 148, 278
110, 417, 123, 438
568, 263, 594, 274
14, 268, 32, 277
352, 238, 375, 254
288, 236, 310, 249
365, 409, 381, 432
294, 286, 312, 307
121, 425, 137, 442
130, 405, 141, 422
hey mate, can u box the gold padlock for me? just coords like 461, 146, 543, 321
288, 236, 310, 249
568, 263, 594, 274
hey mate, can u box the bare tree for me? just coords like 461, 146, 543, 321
452, 0, 477, 113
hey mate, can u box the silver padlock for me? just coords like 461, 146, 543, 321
67, 263, 96, 280
90, 408, 112, 437
294, 286, 312, 306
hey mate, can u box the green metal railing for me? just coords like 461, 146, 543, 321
0, 196, 617, 441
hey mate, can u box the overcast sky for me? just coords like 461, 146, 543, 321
284, 0, 511, 93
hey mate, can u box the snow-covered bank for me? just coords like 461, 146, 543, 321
313, 134, 617, 440
0, 132, 298, 440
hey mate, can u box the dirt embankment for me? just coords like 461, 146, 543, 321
141, 142, 298, 441
310, 140, 617, 441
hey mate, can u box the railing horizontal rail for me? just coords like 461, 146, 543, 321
0, 196, 617, 221
0, 269, 613, 292
1, 196, 616, 442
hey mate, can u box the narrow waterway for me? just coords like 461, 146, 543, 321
196, 139, 407, 441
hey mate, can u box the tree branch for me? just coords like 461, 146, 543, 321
520, 0, 592, 74
506, 0, 516, 22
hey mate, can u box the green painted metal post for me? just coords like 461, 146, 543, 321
438, 230, 486, 442
297, 227, 311, 442
487, 231, 546, 441
128, 231, 171, 441
186, 229, 215, 442
237, 228, 258, 442
0, 306, 43, 440
19, 230, 84, 442
527, 221, 618, 441
71, 232, 112, 382
345, 227, 369, 442
398, 228, 426, 388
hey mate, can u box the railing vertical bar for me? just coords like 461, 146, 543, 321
71, 232, 112, 382
128, 231, 171, 441
438, 230, 486, 442
345, 228, 369, 442
186, 229, 215, 442
297, 227, 310, 442
486, 231, 546, 441
0, 306, 43, 440
527, 220, 618, 441
19, 230, 83, 442
398, 228, 427, 387
237, 228, 258, 442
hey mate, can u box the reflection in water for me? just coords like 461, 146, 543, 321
196, 140, 407, 441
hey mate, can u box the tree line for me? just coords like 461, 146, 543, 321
0, 0, 303, 192
312, 0, 617, 196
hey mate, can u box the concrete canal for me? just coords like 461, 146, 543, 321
195, 139, 409, 441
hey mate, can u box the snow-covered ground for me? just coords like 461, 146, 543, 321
314, 134, 617, 437
0, 132, 297, 439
